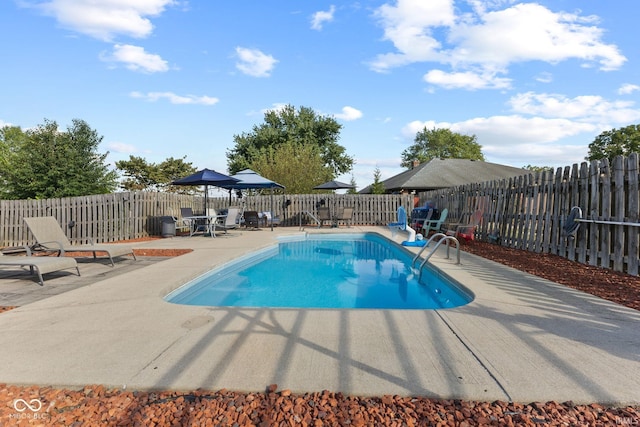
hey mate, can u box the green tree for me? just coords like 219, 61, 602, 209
370, 167, 386, 194
0, 126, 27, 198
347, 176, 358, 194
523, 164, 553, 172
1, 119, 118, 199
116, 156, 196, 192
227, 104, 353, 177
586, 124, 640, 163
401, 127, 484, 169
249, 140, 333, 193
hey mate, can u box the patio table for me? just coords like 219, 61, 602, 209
183, 215, 226, 237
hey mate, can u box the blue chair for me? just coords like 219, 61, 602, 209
388, 206, 416, 242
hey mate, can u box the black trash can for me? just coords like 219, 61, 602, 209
161, 216, 176, 238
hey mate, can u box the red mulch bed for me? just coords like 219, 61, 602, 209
461, 239, 640, 311
1, 239, 638, 425
0, 384, 637, 426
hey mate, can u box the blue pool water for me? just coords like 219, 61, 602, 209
165, 233, 473, 309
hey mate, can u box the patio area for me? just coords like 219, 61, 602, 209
0, 226, 638, 406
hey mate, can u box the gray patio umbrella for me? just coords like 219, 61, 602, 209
313, 180, 355, 190
221, 169, 285, 230
313, 180, 355, 227
172, 168, 239, 213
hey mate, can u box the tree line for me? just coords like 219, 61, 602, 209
1, 108, 638, 200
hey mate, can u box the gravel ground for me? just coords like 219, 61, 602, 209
1, 241, 638, 426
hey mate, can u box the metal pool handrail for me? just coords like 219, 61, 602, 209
411, 233, 460, 281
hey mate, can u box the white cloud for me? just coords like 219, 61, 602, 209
235, 47, 277, 77
371, 1, 626, 87
400, 88, 640, 168
107, 142, 138, 153
130, 91, 219, 105
259, 103, 289, 115
311, 5, 336, 31
370, 0, 454, 72
102, 44, 169, 73
334, 106, 363, 121
535, 72, 553, 83
618, 84, 640, 95
508, 92, 640, 123
32, 0, 175, 41
403, 116, 593, 144
402, 115, 596, 167
424, 69, 511, 90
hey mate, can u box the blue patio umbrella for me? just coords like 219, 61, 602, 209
172, 168, 239, 213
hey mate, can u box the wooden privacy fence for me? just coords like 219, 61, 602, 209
420, 153, 640, 276
0, 192, 412, 247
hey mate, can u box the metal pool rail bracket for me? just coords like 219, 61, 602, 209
575, 218, 640, 227
411, 233, 460, 281
300, 211, 321, 230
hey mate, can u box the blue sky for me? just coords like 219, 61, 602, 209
1, 0, 639, 191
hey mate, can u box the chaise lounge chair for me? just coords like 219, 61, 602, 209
0, 246, 80, 285
24, 217, 136, 266
260, 211, 281, 227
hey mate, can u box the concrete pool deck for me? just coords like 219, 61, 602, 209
0, 226, 638, 405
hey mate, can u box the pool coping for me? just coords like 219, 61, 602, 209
0, 226, 638, 405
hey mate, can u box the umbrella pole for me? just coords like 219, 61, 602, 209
270, 188, 274, 231
204, 185, 208, 214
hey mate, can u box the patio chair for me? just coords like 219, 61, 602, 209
317, 207, 332, 227
243, 211, 261, 229
387, 206, 416, 242
445, 209, 483, 240
335, 207, 354, 227
24, 217, 136, 266
216, 207, 241, 234
423, 208, 448, 235
179, 207, 207, 235
0, 246, 80, 285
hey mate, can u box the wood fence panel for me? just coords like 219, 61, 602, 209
627, 153, 639, 275
541, 170, 553, 253
415, 153, 639, 276
600, 159, 612, 269
613, 156, 625, 272
587, 160, 599, 267
575, 162, 588, 264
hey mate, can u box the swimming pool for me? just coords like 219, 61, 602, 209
165, 233, 473, 309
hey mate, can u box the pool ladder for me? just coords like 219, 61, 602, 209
411, 233, 461, 280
